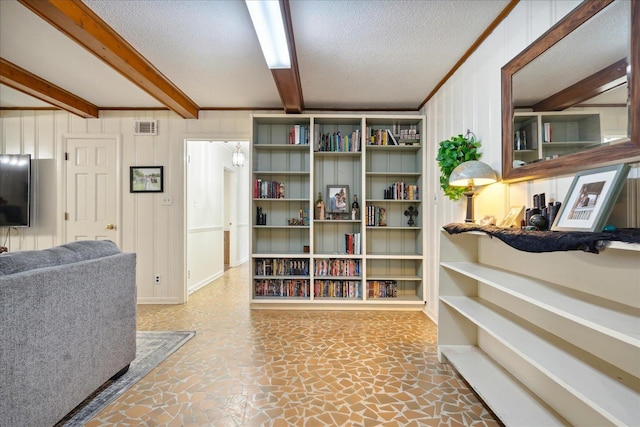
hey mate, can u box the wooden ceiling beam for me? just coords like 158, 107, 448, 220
18, 0, 199, 119
274, 0, 304, 114
0, 58, 98, 118
532, 58, 628, 111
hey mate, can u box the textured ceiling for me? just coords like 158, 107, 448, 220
1, 0, 512, 112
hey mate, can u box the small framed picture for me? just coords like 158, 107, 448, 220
130, 166, 164, 193
326, 185, 349, 214
551, 164, 629, 232
497, 205, 525, 228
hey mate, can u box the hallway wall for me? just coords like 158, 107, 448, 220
0, 109, 253, 303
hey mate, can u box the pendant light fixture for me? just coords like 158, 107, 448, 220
232, 142, 245, 167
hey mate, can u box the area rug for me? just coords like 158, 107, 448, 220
56, 330, 195, 427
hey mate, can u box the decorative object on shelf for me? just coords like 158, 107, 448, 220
497, 206, 525, 228
529, 214, 548, 231
278, 183, 285, 199
326, 185, 349, 214
520, 193, 562, 231
478, 215, 496, 226
232, 142, 245, 167
404, 206, 418, 226
351, 195, 359, 220
130, 166, 163, 193
437, 130, 482, 201
288, 209, 308, 226
256, 207, 267, 225
551, 163, 630, 232
315, 192, 325, 219
448, 160, 497, 223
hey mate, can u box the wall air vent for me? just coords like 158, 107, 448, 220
134, 120, 158, 135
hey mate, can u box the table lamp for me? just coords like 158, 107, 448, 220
448, 160, 497, 223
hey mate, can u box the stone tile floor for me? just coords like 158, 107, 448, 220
86, 263, 500, 426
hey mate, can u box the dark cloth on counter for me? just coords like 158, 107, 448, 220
443, 223, 640, 254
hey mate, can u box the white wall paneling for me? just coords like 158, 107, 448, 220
420, 0, 637, 321
1, 109, 251, 304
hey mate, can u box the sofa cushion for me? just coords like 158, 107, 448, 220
0, 240, 121, 276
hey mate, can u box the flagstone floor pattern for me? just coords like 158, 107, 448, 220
85, 263, 500, 426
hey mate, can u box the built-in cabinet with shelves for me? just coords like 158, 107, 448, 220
250, 114, 426, 309
438, 230, 640, 426
513, 111, 601, 165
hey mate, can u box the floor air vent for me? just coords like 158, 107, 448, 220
134, 120, 158, 135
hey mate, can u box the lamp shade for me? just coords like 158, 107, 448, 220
449, 160, 497, 187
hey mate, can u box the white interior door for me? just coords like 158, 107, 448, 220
65, 136, 120, 244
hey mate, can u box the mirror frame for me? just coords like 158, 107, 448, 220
501, 0, 639, 183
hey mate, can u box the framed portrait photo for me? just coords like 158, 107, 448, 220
326, 185, 349, 214
551, 164, 630, 232
130, 166, 164, 193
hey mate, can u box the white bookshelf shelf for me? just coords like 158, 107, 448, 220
438, 230, 640, 425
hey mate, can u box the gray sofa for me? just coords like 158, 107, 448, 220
0, 240, 136, 427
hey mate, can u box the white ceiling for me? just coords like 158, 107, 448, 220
0, 0, 512, 113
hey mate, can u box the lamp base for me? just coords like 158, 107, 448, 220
463, 190, 475, 223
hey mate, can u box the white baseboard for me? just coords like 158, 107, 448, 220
423, 305, 438, 324
137, 297, 181, 304
187, 271, 223, 295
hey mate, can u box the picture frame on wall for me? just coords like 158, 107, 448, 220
326, 185, 349, 214
551, 164, 630, 232
130, 166, 164, 193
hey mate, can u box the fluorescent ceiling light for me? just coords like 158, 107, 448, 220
245, 0, 291, 69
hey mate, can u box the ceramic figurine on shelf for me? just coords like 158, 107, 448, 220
315, 192, 325, 220
351, 195, 359, 220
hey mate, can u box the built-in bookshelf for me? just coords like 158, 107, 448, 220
250, 114, 426, 309
438, 230, 640, 425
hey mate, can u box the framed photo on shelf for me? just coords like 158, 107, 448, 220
497, 205, 525, 228
326, 185, 349, 214
130, 166, 164, 193
551, 164, 629, 232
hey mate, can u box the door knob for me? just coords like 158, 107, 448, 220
106, 224, 115, 230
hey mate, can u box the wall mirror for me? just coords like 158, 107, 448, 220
501, 0, 639, 182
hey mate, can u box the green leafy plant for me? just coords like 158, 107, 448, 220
436, 133, 482, 201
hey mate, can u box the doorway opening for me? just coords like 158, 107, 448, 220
185, 139, 250, 296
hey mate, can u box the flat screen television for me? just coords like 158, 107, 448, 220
0, 154, 31, 227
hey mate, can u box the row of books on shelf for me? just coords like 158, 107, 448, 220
368, 128, 397, 146
367, 280, 398, 299
345, 233, 361, 254
253, 279, 401, 299
314, 258, 361, 277
366, 206, 387, 226
315, 130, 361, 152
384, 182, 419, 200
289, 125, 310, 145
365, 127, 421, 146
254, 258, 309, 276
253, 179, 285, 199
314, 280, 361, 298
254, 279, 309, 297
